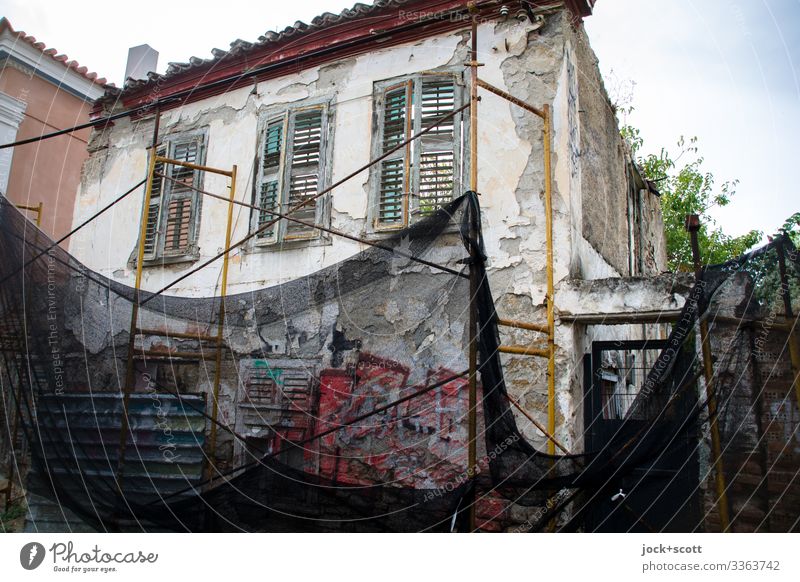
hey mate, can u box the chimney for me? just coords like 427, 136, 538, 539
124, 44, 159, 82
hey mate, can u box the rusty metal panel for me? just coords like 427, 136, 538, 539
31, 392, 206, 502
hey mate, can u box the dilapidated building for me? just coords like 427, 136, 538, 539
4, 0, 796, 534
52, 0, 679, 528
72, 0, 666, 453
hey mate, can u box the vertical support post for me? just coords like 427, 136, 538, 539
464, 8, 479, 533
776, 239, 800, 410
4, 384, 20, 510
207, 165, 237, 479
117, 145, 159, 491
35, 202, 42, 227
543, 104, 556, 456
686, 214, 730, 532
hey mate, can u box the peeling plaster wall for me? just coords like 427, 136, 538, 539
569, 22, 667, 278
69, 12, 666, 464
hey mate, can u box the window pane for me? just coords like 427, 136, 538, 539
378, 158, 405, 224
418, 151, 454, 215
285, 172, 319, 238
256, 181, 279, 239
291, 110, 322, 168
418, 78, 456, 215
420, 79, 455, 138
263, 121, 282, 171
286, 110, 323, 239
382, 87, 407, 151
163, 197, 193, 254
377, 86, 409, 226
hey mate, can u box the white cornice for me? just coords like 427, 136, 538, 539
0, 91, 27, 127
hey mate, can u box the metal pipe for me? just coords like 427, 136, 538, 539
117, 148, 159, 490
498, 345, 549, 357
685, 213, 730, 532
497, 318, 548, 333
465, 8, 480, 534
506, 394, 570, 454
476, 78, 545, 119
15, 203, 43, 226
543, 103, 556, 456
154, 155, 233, 177
207, 165, 237, 479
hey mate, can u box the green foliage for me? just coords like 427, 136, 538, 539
0, 499, 26, 533
622, 126, 762, 271
780, 212, 800, 247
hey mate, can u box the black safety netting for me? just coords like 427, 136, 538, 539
1, 190, 798, 532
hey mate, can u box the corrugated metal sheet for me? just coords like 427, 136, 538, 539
27, 392, 206, 525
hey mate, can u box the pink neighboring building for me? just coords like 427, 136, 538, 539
0, 17, 108, 241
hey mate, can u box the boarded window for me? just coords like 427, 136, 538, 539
142, 132, 206, 262
372, 74, 464, 230
252, 105, 329, 244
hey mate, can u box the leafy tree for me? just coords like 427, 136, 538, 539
779, 212, 800, 247
621, 126, 762, 271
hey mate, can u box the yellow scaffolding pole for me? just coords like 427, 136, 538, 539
476, 80, 556, 455
685, 214, 730, 532
15, 202, 43, 226
119, 151, 237, 490
117, 149, 159, 489
466, 6, 480, 533
207, 164, 237, 479
543, 103, 556, 456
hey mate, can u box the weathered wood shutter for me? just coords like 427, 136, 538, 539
285, 109, 323, 240
376, 81, 412, 228
256, 119, 284, 240
416, 78, 456, 215
162, 136, 203, 256
143, 144, 166, 260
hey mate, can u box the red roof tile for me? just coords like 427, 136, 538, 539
0, 16, 112, 87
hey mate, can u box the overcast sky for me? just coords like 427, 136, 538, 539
3, 0, 797, 239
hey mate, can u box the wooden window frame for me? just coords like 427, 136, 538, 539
251, 101, 333, 247
141, 128, 208, 265
368, 70, 467, 233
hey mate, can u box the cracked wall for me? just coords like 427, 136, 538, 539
67, 9, 667, 524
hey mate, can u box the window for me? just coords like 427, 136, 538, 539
142, 130, 207, 263
370, 72, 466, 230
252, 104, 331, 245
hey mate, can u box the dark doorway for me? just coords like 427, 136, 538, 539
582, 339, 701, 532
